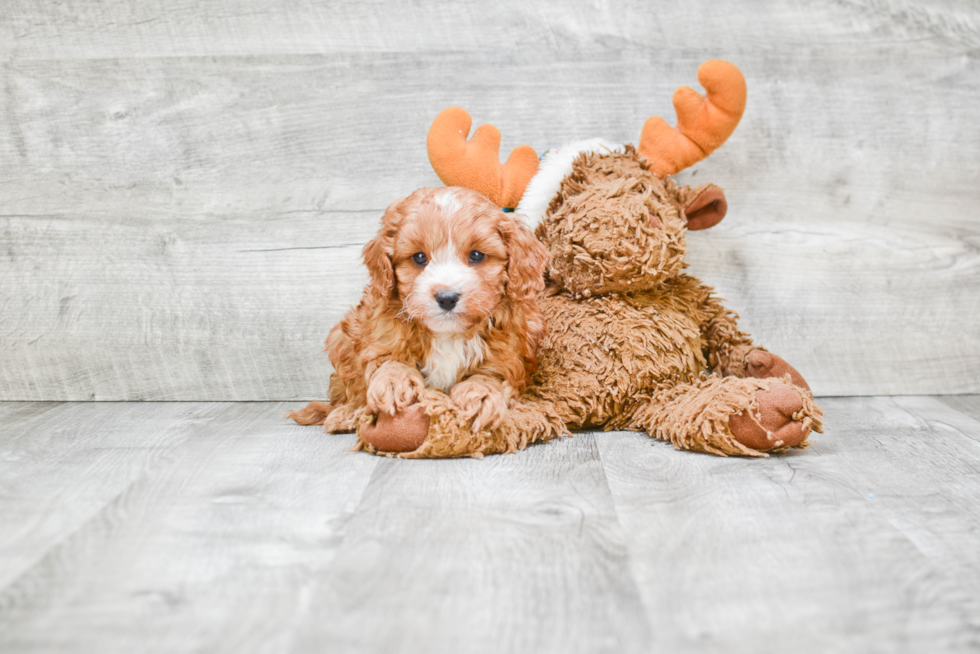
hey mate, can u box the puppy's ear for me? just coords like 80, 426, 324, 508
500, 214, 549, 301
363, 192, 420, 297
362, 230, 394, 297
363, 190, 428, 298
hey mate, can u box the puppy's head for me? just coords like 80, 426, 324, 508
363, 187, 548, 335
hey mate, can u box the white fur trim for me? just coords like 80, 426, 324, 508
514, 139, 625, 229
421, 334, 485, 391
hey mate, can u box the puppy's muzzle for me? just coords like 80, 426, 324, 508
435, 291, 461, 312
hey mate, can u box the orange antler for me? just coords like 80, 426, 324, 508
638, 60, 747, 177
427, 107, 539, 209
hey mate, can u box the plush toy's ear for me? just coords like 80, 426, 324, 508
499, 214, 549, 301
427, 107, 539, 209
683, 183, 728, 231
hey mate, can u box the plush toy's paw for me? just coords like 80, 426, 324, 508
359, 404, 430, 453
366, 361, 426, 415
450, 378, 509, 432
729, 381, 809, 451
746, 350, 810, 391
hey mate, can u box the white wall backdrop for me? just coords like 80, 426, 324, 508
1, 1, 978, 400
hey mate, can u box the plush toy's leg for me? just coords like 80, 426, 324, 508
628, 375, 822, 457
356, 389, 569, 459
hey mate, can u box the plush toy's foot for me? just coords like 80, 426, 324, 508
730, 350, 818, 450
358, 404, 430, 453
629, 374, 822, 457
728, 381, 810, 451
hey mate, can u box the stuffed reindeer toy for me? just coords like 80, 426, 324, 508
302, 59, 823, 458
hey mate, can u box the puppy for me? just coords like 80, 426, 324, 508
289, 187, 549, 435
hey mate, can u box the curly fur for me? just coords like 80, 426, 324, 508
366, 148, 823, 458
288, 186, 549, 433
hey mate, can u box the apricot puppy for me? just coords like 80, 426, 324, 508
289, 186, 548, 449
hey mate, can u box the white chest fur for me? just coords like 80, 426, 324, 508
421, 335, 485, 391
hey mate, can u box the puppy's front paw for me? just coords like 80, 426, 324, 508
451, 378, 509, 432
367, 361, 425, 416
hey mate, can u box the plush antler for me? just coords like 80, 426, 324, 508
427, 107, 539, 209
638, 60, 747, 177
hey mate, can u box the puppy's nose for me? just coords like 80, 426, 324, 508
435, 291, 461, 312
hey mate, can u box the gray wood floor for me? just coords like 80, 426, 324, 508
2, 397, 979, 653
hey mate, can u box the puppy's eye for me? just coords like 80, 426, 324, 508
412, 252, 428, 266
468, 250, 485, 264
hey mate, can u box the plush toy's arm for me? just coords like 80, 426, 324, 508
698, 288, 812, 391
697, 289, 758, 378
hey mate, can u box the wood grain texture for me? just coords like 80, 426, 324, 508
595, 395, 980, 653
0, 402, 378, 653
2, 0, 978, 60
292, 434, 651, 654
1, 1, 979, 399
1, 211, 373, 400
2, 397, 980, 652
0, 402, 225, 590
937, 394, 980, 424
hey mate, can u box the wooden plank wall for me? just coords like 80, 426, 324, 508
1, 0, 978, 401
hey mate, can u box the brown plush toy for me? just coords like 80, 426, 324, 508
359, 59, 823, 458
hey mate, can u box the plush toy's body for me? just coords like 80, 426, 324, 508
354, 60, 824, 458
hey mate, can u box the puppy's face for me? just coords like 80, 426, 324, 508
363, 187, 547, 336
394, 190, 508, 334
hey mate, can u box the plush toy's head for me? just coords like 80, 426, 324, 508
426, 59, 746, 299
528, 146, 729, 298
